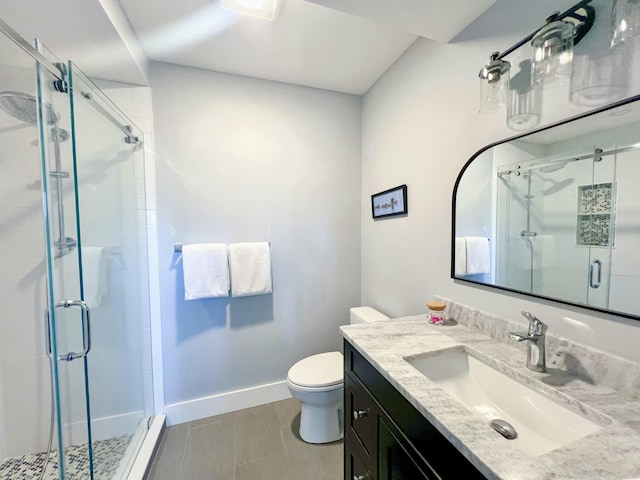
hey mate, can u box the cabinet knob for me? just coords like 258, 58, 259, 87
353, 409, 368, 420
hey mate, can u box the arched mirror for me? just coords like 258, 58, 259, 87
452, 95, 640, 320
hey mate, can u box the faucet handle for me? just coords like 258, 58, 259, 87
521, 311, 547, 336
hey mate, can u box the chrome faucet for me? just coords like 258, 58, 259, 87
508, 311, 548, 372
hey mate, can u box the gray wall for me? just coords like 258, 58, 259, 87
149, 62, 362, 405
361, 0, 640, 362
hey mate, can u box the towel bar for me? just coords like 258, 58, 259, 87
174, 242, 271, 253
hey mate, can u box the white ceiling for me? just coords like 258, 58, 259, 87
120, 0, 417, 94
304, 0, 496, 43
0, 0, 496, 94
0, 0, 148, 85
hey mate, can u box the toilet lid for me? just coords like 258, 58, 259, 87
287, 351, 343, 388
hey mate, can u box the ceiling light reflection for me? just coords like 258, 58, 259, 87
222, 0, 279, 20
140, 3, 237, 57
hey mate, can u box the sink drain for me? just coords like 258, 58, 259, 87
490, 419, 518, 439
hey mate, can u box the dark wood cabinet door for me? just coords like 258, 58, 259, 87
378, 419, 434, 480
346, 374, 378, 458
347, 446, 374, 480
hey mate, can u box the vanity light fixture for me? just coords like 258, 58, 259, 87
531, 19, 575, 86
479, 52, 511, 113
222, 0, 279, 20
478, 0, 595, 116
611, 0, 640, 47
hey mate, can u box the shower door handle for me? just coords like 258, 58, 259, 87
56, 299, 92, 361
44, 302, 70, 359
589, 260, 602, 289
44, 308, 53, 359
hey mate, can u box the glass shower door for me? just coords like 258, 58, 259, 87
36, 50, 94, 479
67, 62, 152, 479
584, 146, 616, 309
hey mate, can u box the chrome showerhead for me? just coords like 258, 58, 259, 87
0, 91, 59, 125
539, 160, 568, 173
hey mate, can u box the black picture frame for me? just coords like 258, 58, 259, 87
371, 184, 408, 219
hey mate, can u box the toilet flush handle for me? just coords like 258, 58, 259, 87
353, 409, 368, 420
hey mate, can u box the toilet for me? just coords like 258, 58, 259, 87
286, 306, 389, 443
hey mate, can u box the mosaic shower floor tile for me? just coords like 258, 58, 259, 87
0, 435, 131, 480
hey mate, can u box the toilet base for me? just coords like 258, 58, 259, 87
299, 401, 344, 444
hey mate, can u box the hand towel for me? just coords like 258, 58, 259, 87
182, 243, 229, 300
82, 246, 109, 307
454, 237, 467, 276
465, 237, 491, 275
228, 242, 272, 297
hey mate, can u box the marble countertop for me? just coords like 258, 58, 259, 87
340, 315, 640, 480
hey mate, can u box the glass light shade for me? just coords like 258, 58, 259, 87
570, 49, 630, 106
479, 76, 509, 113
479, 54, 510, 114
611, 0, 640, 47
531, 20, 576, 86
507, 85, 541, 131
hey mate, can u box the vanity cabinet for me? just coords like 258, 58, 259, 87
344, 340, 485, 480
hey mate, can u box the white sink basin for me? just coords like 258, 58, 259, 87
404, 346, 605, 457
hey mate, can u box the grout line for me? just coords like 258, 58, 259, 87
176, 424, 191, 475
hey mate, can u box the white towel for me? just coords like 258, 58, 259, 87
465, 237, 491, 275
182, 243, 229, 300
228, 242, 272, 297
454, 238, 467, 276
82, 246, 109, 307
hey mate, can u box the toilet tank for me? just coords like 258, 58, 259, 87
350, 306, 390, 324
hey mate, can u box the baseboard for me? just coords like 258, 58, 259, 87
66, 410, 146, 445
164, 380, 292, 426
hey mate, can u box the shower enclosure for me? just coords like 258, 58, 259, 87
496, 132, 640, 314
0, 19, 157, 480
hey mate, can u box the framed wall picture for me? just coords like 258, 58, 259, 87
371, 184, 408, 219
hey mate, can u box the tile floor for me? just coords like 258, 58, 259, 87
147, 398, 343, 480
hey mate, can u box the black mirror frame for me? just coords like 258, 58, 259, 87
451, 94, 640, 322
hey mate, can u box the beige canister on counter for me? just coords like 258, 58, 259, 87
426, 301, 447, 325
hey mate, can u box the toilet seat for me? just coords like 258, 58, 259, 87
287, 381, 342, 393
287, 351, 343, 390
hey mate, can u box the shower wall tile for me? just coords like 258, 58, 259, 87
0, 356, 49, 379
610, 242, 640, 276
609, 273, 640, 315
104, 86, 163, 416
0, 88, 53, 459
0, 310, 40, 344
0, 341, 42, 363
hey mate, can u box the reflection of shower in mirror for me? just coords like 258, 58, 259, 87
454, 97, 640, 320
